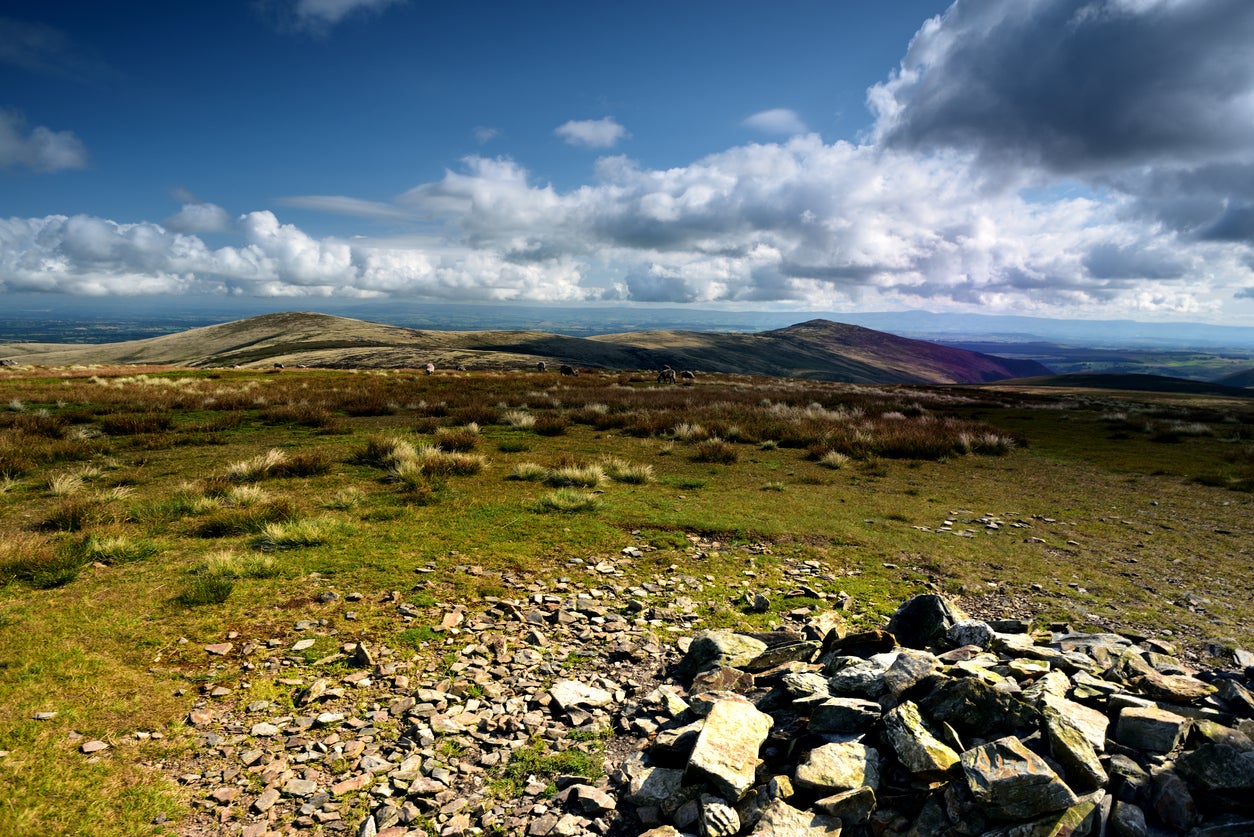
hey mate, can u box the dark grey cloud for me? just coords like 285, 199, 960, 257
871, 0, 1254, 174
1083, 242, 1185, 280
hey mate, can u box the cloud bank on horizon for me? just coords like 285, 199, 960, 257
3, 0, 1254, 322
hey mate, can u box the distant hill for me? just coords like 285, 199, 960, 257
0, 312, 1049, 385
994, 372, 1254, 398
1214, 368, 1254, 388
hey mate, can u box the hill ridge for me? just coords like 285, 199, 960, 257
0, 313, 1049, 385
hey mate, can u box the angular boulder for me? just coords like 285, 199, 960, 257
684, 697, 774, 801
961, 736, 1079, 821
885, 594, 967, 649
794, 739, 881, 794
1115, 706, 1190, 754
750, 798, 843, 837
882, 701, 960, 778
679, 631, 770, 678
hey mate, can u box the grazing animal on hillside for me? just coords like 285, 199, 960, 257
657, 367, 677, 384
272, 363, 284, 370
537, 361, 547, 372
680, 370, 695, 380
559, 364, 577, 377
456, 364, 466, 371
425, 363, 435, 375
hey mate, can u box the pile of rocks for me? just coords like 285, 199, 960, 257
618, 594, 1254, 837
166, 556, 1254, 837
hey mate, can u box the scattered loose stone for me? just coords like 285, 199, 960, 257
164, 578, 1254, 837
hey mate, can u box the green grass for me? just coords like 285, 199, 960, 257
0, 366, 1252, 835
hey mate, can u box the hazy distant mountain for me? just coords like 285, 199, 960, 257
6, 295, 1254, 351
0, 312, 1048, 385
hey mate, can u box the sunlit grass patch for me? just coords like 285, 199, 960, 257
225, 448, 289, 481
601, 457, 653, 484
251, 517, 342, 551
534, 489, 602, 513
508, 462, 548, 481
502, 410, 535, 429
46, 471, 86, 496
324, 486, 365, 510
671, 422, 707, 441
76, 534, 158, 565
819, 450, 851, 469
192, 498, 298, 537
545, 463, 604, 488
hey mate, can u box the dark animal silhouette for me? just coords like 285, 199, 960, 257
559, 364, 577, 377
537, 361, 547, 372
657, 367, 677, 383
681, 370, 695, 380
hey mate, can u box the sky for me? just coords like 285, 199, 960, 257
3, 0, 1254, 325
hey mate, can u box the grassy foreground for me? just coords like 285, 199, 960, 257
0, 365, 1251, 835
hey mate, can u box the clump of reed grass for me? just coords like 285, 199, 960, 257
192, 498, 297, 537
0, 533, 87, 589
502, 410, 536, 429
324, 486, 365, 510
225, 449, 289, 481
252, 518, 341, 551
534, 489, 602, 514
76, 534, 158, 565
819, 450, 851, 469
601, 458, 653, 484
545, 463, 605, 488
435, 424, 480, 452
508, 462, 548, 481
692, 437, 738, 464
533, 415, 568, 436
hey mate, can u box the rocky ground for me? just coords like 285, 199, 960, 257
68, 534, 1254, 837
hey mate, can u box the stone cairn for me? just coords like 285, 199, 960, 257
623, 594, 1254, 837
166, 558, 1254, 837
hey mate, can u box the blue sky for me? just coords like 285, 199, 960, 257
4, 0, 1254, 324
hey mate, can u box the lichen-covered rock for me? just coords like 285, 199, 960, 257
882, 649, 940, 697
749, 798, 843, 837
813, 786, 875, 824
1115, 705, 1190, 754
918, 675, 1041, 740
684, 697, 774, 801
794, 739, 881, 794
882, 701, 960, 778
679, 631, 769, 678
1043, 706, 1108, 792
961, 736, 1079, 821
824, 655, 893, 698
1176, 743, 1254, 800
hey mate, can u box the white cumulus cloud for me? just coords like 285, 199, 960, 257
0, 109, 87, 171
554, 117, 630, 149
743, 108, 809, 136
164, 202, 231, 233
